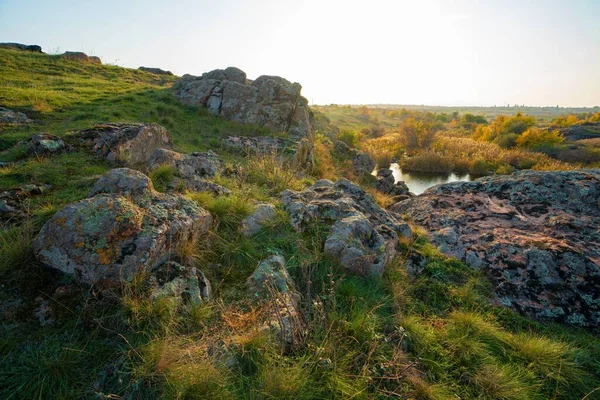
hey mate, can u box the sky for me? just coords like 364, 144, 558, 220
1, 0, 599, 107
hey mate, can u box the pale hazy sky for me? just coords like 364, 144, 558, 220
1, 0, 599, 106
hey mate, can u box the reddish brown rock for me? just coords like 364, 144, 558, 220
394, 169, 600, 328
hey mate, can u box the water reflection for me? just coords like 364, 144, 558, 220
381, 163, 475, 195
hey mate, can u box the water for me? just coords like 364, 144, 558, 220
382, 163, 475, 195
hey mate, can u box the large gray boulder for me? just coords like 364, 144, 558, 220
77, 123, 172, 166
173, 68, 314, 165
33, 168, 212, 285
395, 169, 600, 328
282, 178, 412, 277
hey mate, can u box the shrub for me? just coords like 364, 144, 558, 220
336, 129, 360, 148
516, 127, 564, 148
401, 152, 454, 173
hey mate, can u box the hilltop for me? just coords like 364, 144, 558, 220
0, 46, 599, 400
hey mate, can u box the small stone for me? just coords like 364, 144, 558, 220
241, 203, 277, 236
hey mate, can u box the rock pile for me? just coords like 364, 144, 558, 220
33, 168, 212, 285
395, 169, 600, 328
282, 179, 412, 277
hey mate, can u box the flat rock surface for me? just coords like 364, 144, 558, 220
395, 169, 600, 328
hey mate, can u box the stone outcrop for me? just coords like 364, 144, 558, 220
173, 68, 311, 140
61, 52, 101, 64
334, 140, 375, 176
0, 107, 33, 125
33, 168, 212, 285
0, 43, 42, 52
139, 66, 173, 76
395, 169, 600, 328
77, 123, 172, 166
173, 67, 314, 165
247, 255, 304, 345
282, 179, 412, 277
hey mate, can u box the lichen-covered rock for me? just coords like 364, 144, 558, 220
0, 107, 33, 125
396, 169, 600, 328
282, 178, 412, 277
149, 261, 211, 306
61, 51, 101, 64
33, 168, 212, 285
241, 203, 277, 236
247, 255, 304, 345
23, 133, 72, 157
77, 123, 172, 166
138, 66, 173, 76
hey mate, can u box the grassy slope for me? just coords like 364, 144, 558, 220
0, 49, 599, 399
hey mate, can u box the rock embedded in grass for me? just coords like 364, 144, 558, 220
33, 168, 212, 285
0, 107, 33, 125
77, 123, 172, 166
396, 169, 600, 328
247, 255, 304, 345
241, 203, 277, 236
61, 51, 102, 64
23, 133, 72, 157
282, 178, 412, 277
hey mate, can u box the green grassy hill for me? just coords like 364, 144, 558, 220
1, 48, 599, 399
